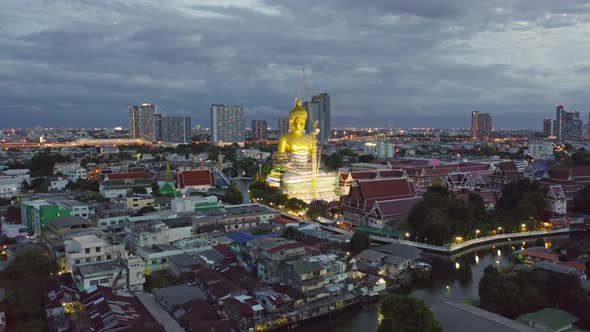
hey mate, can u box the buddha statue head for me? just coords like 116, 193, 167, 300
289, 97, 307, 135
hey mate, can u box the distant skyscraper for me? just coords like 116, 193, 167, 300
304, 93, 331, 143
210, 105, 245, 145
471, 111, 492, 139
128, 103, 156, 141
543, 117, 555, 138
251, 120, 268, 140
556, 105, 566, 141
153, 113, 162, 142
278, 117, 289, 136
159, 116, 191, 144
555, 105, 583, 141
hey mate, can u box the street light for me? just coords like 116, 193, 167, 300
498, 226, 503, 234
475, 229, 480, 238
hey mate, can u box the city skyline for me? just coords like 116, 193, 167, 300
3, 1, 590, 128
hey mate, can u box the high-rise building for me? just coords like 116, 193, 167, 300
543, 117, 555, 138
128, 103, 156, 141
158, 116, 191, 144
471, 111, 492, 139
555, 105, 566, 141
304, 93, 331, 143
153, 113, 162, 142
555, 105, 583, 141
210, 105, 245, 145
251, 120, 268, 140
278, 117, 289, 136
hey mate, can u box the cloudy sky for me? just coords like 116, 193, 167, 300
2, 0, 590, 129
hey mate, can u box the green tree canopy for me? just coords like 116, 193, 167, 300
574, 185, 590, 214
378, 295, 442, 332
5, 249, 57, 279
223, 184, 244, 205
281, 227, 304, 240
350, 231, 371, 253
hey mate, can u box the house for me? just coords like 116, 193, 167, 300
94, 202, 131, 231
153, 284, 207, 313
168, 253, 199, 278
356, 250, 388, 269
520, 248, 559, 266
64, 234, 126, 272
223, 295, 265, 331
48, 216, 92, 235
125, 196, 155, 211
517, 308, 578, 332
47, 177, 69, 192
73, 257, 145, 292
535, 261, 587, 280
79, 286, 162, 331
177, 168, 215, 194
0, 177, 24, 198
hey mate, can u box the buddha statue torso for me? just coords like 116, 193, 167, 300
277, 98, 314, 173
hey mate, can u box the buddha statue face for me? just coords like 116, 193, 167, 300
290, 115, 306, 134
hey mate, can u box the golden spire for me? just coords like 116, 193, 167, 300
295, 97, 302, 107
164, 161, 173, 182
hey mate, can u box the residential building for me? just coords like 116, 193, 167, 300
157, 116, 192, 144
0, 178, 23, 198
237, 148, 271, 160
64, 234, 126, 272
94, 202, 131, 231
278, 117, 289, 135
364, 142, 395, 159
556, 105, 583, 142
543, 117, 556, 138
66, 166, 87, 182
210, 104, 245, 145
471, 111, 492, 139
517, 308, 578, 332
527, 140, 555, 160
251, 120, 268, 140
125, 217, 194, 252
48, 177, 69, 191
129, 103, 156, 141
304, 93, 331, 143
125, 196, 155, 211
171, 195, 224, 213
74, 257, 145, 292
21, 199, 94, 234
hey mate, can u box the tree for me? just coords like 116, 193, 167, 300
5, 249, 57, 279
378, 295, 442, 332
134, 206, 156, 216
574, 185, 590, 214
350, 231, 370, 253
358, 154, 375, 163
223, 185, 244, 204
25, 178, 48, 193
285, 198, 308, 214
307, 200, 330, 219
281, 227, 304, 240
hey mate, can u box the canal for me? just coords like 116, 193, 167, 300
300, 234, 577, 332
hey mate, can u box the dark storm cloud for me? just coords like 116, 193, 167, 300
1, 0, 590, 128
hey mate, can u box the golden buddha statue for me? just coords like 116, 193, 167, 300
278, 97, 313, 154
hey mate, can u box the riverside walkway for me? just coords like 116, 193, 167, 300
319, 223, 577, 254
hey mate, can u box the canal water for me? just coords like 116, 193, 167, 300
300, 234, 576, 332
